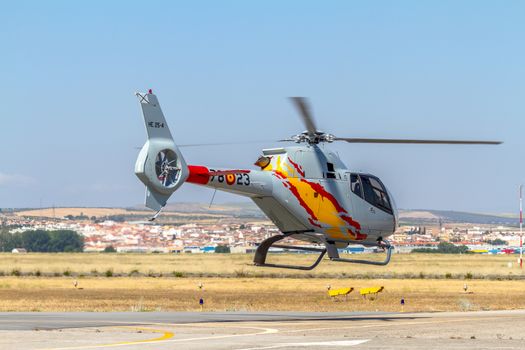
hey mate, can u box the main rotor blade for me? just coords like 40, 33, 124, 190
289, 97, 318, 136
136, 140, 277, 149
177, 140, 275, 148
334, 137, 502, 145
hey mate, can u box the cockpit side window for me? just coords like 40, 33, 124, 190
350, 174, 363, 198
360, 175, 392, 214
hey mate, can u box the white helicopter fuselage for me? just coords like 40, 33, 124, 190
186, 145, 397, 247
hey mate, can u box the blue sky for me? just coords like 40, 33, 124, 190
0, 1, 523, 212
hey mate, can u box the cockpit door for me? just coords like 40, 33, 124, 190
347, 173, 371, 236
359, 175, 395, 235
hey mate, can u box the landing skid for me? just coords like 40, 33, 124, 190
254, 233, 393, 270
326, 240, 393, 266
253, 232, 326, 270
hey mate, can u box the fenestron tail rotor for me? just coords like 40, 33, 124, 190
287, 96, 502, 146
155, 150, 181, 187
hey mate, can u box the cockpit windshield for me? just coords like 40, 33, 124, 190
351, 174, 392, 214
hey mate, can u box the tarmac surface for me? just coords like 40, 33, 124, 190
0, 310, 524, 349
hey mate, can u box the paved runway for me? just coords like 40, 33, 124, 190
0, 310, 523, 349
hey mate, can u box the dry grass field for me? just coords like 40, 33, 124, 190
0, 277, 523, 312
1, 253, 524, 279
0, 253, 523, 312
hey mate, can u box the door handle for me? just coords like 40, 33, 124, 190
369, 207, 376, 213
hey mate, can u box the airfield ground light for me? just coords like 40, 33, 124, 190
198, 282, 204, 311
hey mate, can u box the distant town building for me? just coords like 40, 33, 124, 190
3, 208, 524, 255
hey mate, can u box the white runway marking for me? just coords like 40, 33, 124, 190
44, 326, 279, 350
237, 340, 370, 349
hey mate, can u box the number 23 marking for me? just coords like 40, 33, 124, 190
209, 170, 250, 186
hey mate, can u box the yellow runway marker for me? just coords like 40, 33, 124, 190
43, 327, 174, 350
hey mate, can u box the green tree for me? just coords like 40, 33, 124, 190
0, 230, 21, 252
487, 239, 507, 246
10, 229, 84, 252
215, 245, 231, 253
413, 242, 469, 254
21, 230, 51, 252
103, 245, 116, 253
437, 241, 469, 254
48, 230, 84, 252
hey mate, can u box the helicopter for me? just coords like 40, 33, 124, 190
134, 90, 501, 270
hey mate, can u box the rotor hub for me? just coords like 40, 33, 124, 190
291, 131, 335, 144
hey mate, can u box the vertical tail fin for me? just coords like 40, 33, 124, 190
134, 90, 189, 216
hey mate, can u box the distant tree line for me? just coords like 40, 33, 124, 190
0, 229, 84, 252
64, 214, 90, 221
215, 245, 231, 253
412, 241, 469, 254
103, 245, 116, 253
486, 239, 507, 246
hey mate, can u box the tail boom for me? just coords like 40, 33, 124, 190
186, 165, 272, 197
